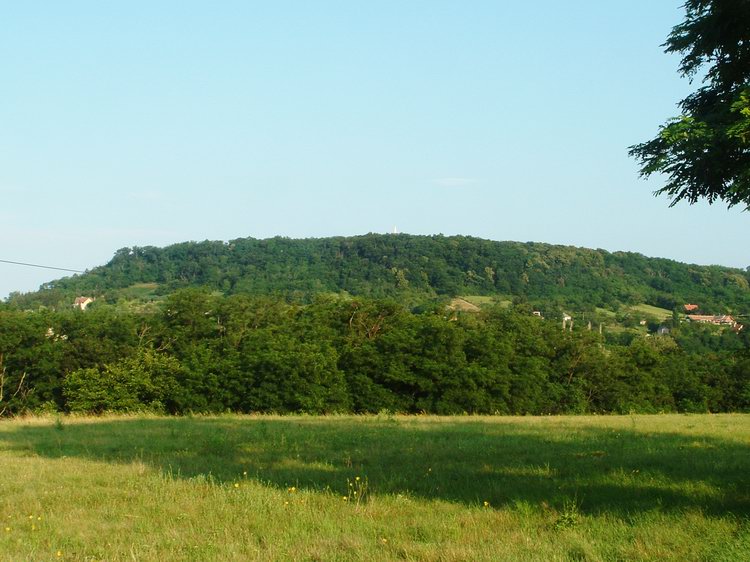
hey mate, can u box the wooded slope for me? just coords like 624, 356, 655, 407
10, 234, 750, 313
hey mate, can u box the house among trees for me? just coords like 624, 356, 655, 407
684, 303, 699, 312
686, 314, 738, 328
73, 296, 94, 311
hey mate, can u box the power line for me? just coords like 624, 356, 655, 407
0, 259, 84, 274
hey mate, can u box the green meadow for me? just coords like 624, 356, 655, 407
1, 414, 748, 561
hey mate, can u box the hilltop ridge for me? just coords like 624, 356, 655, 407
7, 234, 749, 315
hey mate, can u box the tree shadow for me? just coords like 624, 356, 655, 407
1, 416, 748, 517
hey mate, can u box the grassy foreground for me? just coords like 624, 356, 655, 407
0, 414, 748, 561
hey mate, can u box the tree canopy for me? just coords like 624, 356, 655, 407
1, 292, 748, 416
630, 0, 750, 209
8, 234, 750, 316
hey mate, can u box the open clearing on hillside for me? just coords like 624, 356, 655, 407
1, 414, 748, 561
629, 303, 673, 321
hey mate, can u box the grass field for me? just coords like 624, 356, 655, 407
1, 414, 748, 561
628, 304, 673, 321
594, 307, 617, 319
460, 295, 513, 308
459, 295, 495, 307
117, 283, 161, 300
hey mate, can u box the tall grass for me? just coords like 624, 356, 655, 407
0, 414, 748, 561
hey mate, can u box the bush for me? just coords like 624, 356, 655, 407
63, 350, 185, 414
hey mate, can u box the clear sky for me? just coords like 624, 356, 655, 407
1, 1, 748, 299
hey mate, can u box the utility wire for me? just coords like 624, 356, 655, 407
0, 259, 84, 274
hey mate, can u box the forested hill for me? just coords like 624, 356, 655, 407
9, 234, 750, 313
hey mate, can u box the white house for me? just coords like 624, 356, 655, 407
73, 297, 94, 311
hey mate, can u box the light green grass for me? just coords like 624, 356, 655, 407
117, 283, 160, 300
629, 304, 673, 321
460, 295, 496, 306
460, 295, 513, 308
1, 414, 748, 561
595, 307, 617, 319
111, 284, 165, 312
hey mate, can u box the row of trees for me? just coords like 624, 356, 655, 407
1, 290, 748, 416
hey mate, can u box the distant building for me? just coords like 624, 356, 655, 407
656, 325, 671, 336
73, 296, 94, 311
532, 311, 543, 318
562, 313, 573, 331
686, 314, 738, 327
684, 304, 700, 312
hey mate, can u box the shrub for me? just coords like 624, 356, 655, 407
63, 350, 185, 414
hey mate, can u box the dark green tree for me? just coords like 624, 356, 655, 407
63, 350, 186, 414
630, 0, 750, 209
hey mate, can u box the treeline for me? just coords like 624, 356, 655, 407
9, 234, 750, 314
1, 291, 748, 416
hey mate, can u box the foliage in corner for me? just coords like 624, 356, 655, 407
630, 0, 750, 209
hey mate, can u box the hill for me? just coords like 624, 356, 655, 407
6, 234, 750, 315
2, 234, 749, 417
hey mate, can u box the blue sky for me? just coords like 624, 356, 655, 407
1, 1, 748, 298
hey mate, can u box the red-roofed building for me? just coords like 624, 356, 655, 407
73, 296, 94, 311
686, 314, 738, 327
684, 304, 699, 312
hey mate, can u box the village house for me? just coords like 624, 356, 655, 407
73, 296, 94, 311
686, 314, 738, 328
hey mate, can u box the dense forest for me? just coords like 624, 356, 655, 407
7, 234, 750, 315
1, 290, 748, 416
2, 234, 748, 416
